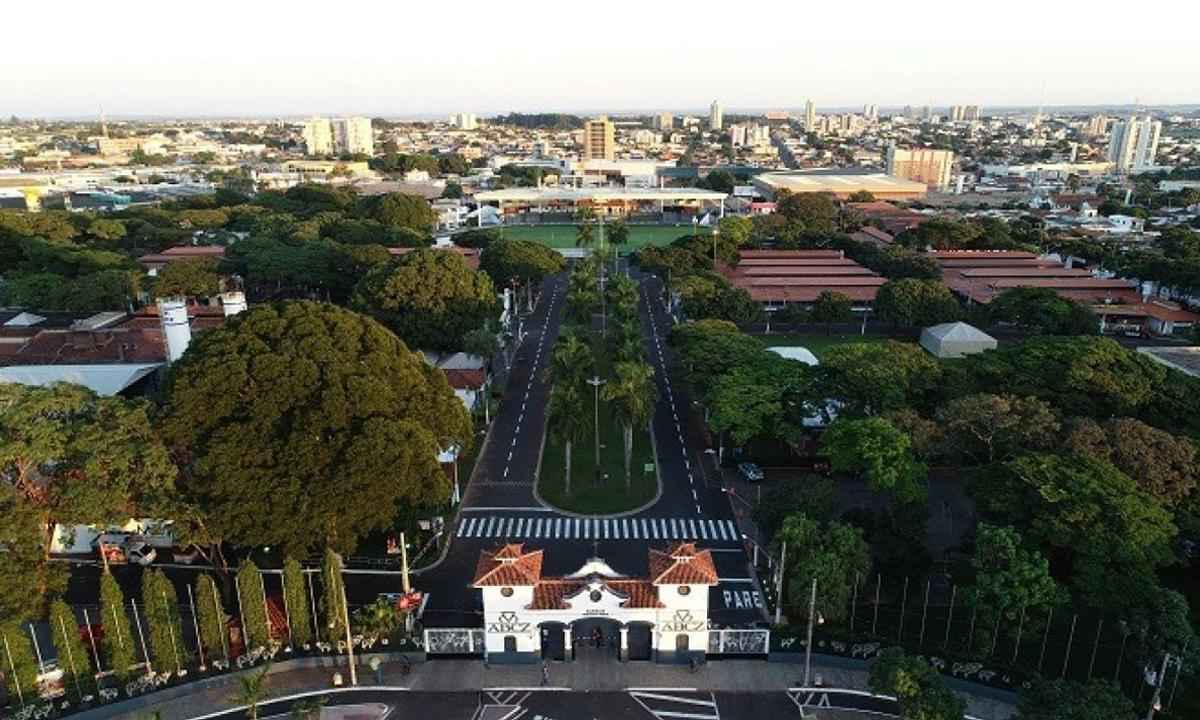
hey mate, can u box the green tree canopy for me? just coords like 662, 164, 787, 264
809, 290, 854, 331
352, 249, 498, 352
970, 523, 1064, 625
603, 360, 658, 486
236, 560, 270, 651
775, 514, 871, 623
161, 301, 470, 553
50, 598, 94, 698
708, 351, 817, 445
99, 569, 137, 681
669, 320, 764, 390
873, 279, 960, 327
479, 238, 566, 289
821, 417, 927, 504
987, 287, 1098, 335
153, 257, 222, 299
936, 394, 1059, 464
1065, 417, 1197, 505
820, 341, 942, 416
0, 383, 175, 602
868, 648, 966, 720
360, 192, 436, 233
283, 557, 313, 648
973, 453, 1176, 607
1014, 679, 1133, 720
775, 190, 838, 234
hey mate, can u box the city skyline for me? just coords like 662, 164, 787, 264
4, 1, 1197, 118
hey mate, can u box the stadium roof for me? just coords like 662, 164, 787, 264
474, 187, 728, 202
753, 170, 927, 198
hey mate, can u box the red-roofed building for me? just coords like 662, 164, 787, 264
718, 250, 885, 308
473, 543, 719, 663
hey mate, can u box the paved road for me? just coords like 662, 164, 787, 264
416, 269, 767, 629
184, 688, 824, 720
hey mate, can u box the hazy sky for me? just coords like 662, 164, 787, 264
4, 0, 1197, 118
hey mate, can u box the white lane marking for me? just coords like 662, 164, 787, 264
696, 504, 703, 514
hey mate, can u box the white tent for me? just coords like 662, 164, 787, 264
920, 322, 997, 359
767, 346, 819, 366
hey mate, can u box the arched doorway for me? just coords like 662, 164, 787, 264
626, 622, 653, 661
572, 617, 621, 662
539, 622, 567, 661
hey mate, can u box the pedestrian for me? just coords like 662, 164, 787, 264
541, 660, 550, 687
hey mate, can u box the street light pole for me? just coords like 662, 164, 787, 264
774, 541, 787, 625
336, 553, 358, 686
1146, 652, 1174, 720
586, 376, 607, 468
804, 577, 818, 687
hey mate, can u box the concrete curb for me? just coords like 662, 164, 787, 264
67, 652, 423, 720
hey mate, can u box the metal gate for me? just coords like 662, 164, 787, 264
423, 628, 485, 655
708, 629, 770, 655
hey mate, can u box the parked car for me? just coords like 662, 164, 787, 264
738, 462, 764, 483
98, 540, 157, 566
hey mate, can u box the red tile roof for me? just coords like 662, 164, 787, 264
529, 579, 664, 610
443, 368, 486, 390
472, 544, 544, 587
647, 543, 719, 586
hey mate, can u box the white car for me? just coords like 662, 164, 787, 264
125, 542, 157, 566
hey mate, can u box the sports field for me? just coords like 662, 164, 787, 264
493, 223, 692, 249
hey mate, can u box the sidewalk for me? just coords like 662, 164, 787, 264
117, 658, 1016, 720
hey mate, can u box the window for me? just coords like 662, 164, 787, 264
676, 634, 690, 652
677, 585, 691, 596
504, 635, 517, 653
501, 587, 514, 597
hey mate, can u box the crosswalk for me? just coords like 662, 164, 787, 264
457, 515, 742, 543
630, 690, 720, 720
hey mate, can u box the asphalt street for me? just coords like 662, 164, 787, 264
416, 268, 767, 630
187, 687, 909, 720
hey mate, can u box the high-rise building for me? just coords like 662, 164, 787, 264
886, 146, 954, 190
449, 112, 478, 130
331, 116, 373, 156
964, 105, 982, 121
302, 117, 333, 156
864, 104, 879, 121
1107, 115, 1162, 173
709, 100, 723, 131
1085, 115, 1108, 138
583, 116, 615, 161
804, 100, 817, 130
921, 105, 933, 121
654, 112, 673, 130
730, 124, 747, 147
949, 105, 964, 122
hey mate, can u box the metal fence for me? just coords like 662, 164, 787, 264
708, 628, 770, 655
422, 628, 484, 655
768, 572, 1191, 711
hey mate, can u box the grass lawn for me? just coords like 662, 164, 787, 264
495, 223, 691, 250
537, 327, 658, 514
751, 332, 914, 359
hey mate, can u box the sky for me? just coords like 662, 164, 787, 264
4, 0, 1198, 119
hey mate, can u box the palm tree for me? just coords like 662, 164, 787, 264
575, 221, 595, 249
548, 331, 593, 390
606, 274, 640, 324
610, 320, 643, 364
546, 384, 588, 495
603, 361, 659, 487
352, 597, 402, 645
231, 662, 272, 720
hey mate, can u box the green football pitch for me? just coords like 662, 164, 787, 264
490, 224, 694, 249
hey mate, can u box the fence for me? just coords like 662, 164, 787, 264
422, 628, 484, 655
767, 571, 1192, 712
708, 628, 770, 656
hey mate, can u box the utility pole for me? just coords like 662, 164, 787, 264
336, 553, 358, 686
804, 577, 818, 687
774, 541, 787, 625
587, 376, 607, 468
1145, 652, 1174, 720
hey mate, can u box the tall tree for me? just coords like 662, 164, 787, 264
868, 648, 965, 720
195, 574, 229, 663
873, 279, 960, 328
99, 569, 137, 680
548, 330, 595, 393
0, 619, 38, 703
546, 386, 586, 496
775, 514, 870, 623
162, 301, 470, 554
936, 394, 1060, 464
143, 568, 187, 673
49, 598, 94, 698
821, 341, 942, 416
968, 524, 1064, 653
361, 192, 436, 233
809, 290, 854, 334
237, 560, 271, 652
820, 417, 927, 504
607, 218, 630, 249
231, 662, 272, 720
321, 549, 348, 643
0, 383, 175, 602
987, 287, 1098, 335
1066, 417, 1197, 504
0, 486, 63, 622
152, 257, 221, 299
352, 248, 498, 352
282, 557, 312, 648
479, 239, 565, 310
603, 361, 658, 486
